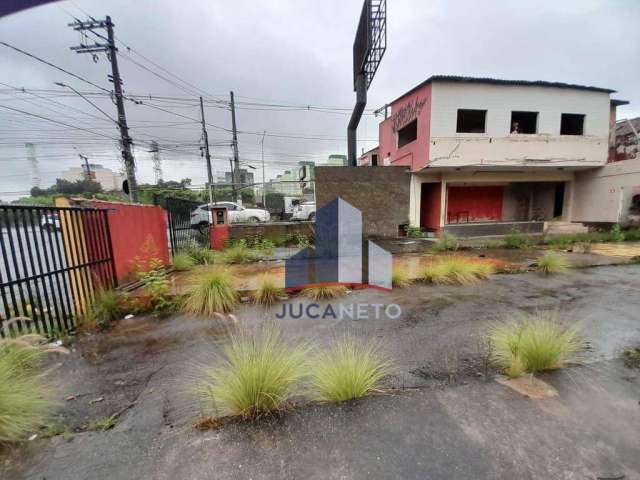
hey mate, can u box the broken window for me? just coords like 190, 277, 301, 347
510, 111, 538, 134
456, 109, 486, 133
397, 119, 417, 148
560, 113, 585, 135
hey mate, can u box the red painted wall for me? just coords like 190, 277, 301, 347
379, 83, 432, 171
420, 182, 441, 231
447, 186, 504, 223
81, 200, 169, 283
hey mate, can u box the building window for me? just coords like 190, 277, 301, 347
397, 119, 418, 148
456, 109, 486, 133
510, 111, 538, 134
371, 154, 378, 166
560, 113, 585, 135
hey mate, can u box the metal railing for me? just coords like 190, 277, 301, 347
0, 205, 116, 337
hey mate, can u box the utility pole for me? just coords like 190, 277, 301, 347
69, 16, 138, 202
150, 141, 163, 184
79, 154, 91, 181
199, 96, 216, 205
230, 91, 241, 204
260, 130, 266, 207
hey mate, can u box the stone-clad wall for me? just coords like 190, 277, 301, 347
315, 166, 411, 238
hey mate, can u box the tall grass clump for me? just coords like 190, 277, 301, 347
431, 232, 459, 253
172, 252, 195, 271
252, 275, 284, 306
197, 326, 308, 418
186, 246, 218, 265
536, 251, 570, 275
309, 335, 392, 402
503, 228, 532, 249
0, 338, 54, 442
222, 243, 261, 264
183, 269, 238, 316
391, 266, 412, 288
82, 289, 125, 328
301, 285, 348, 300
420, 256, 495, 285
488, 311, 582, 378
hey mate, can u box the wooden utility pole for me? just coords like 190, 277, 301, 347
199, 97, 216, 204
69, 15, 138, 201
230, 91, 241, 203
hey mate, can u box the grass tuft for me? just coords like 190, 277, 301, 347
252, 275, 284, 306
172, 252, 195, 271
186, 246, 218, 265
222, 244, 261, 264
391, 266, 412, 288
432, 232, 459, 253
488, 311, 582, 377
420, 256, 495, 285
197, 326, 308, 418
0, 339, 54, 442
309, 335, 392, 402
183, 269, 238, 316
82, 289, 125, 328
536, 251, 570, 275
503, 228, 532, 249
301, 285, 348, 300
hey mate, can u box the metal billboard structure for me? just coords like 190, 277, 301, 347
348, 0, 387, 166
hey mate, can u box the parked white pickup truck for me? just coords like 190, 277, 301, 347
291, 201, 316, 221
190, 202, 270, 227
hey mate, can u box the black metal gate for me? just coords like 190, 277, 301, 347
0, 205, 116, 337
165, 197, 210, 254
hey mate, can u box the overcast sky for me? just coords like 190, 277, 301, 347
1, 0, 639, 201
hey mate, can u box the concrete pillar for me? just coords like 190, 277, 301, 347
439, 179, 447, 228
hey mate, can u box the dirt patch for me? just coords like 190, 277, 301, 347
495, 375, 559, 399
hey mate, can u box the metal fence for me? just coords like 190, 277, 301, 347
0, 205, 116, 337
165, 197, 210, 255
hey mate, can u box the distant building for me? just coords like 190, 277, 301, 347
268, 161, 316, 196
359, 146, 380, 166
326, 154, 347, 166
61, 164, 124, 191
224, 168, 255, 186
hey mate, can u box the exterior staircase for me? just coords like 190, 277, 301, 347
544, 221, 589, 235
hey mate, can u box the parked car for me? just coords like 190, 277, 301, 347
190, 202, 270, 227
291, 201, 316, 221
40, 212, 60, 231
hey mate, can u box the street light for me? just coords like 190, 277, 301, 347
54, 82, 117, 124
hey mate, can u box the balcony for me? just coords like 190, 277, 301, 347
427, 134, 607, 170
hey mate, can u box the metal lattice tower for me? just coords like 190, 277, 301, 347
25, 142, 40, 189
150, 141, 163, 184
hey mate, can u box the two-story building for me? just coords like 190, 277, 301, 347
369, 75, 627, 236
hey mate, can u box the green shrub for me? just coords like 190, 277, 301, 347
183, 269, 238, 316
420, 256, 495, 285
252, 275, 284, 306
405, 225, 423, 238
536, 252, 570, 275
610, 224, 625, 242
623, 228, 640, 241
391, 266, 412, 288
301, 285, 348, 300
172, 252, 195, 271
488, 312, 582, 377
503, 228, 531, 249
138, 264, 174, 314
0, 338, 54, 442
197, 326, 308, 417
432, 232, 459, 253
309, 335, 392, 402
